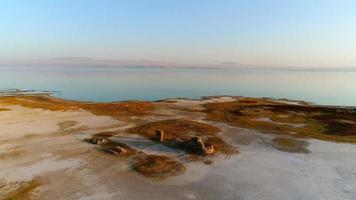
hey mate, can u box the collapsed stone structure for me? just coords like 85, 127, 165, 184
155, 129, 165, 142
154, 129, 215, 155
85, 136, 134, 156
87, 137, 109, 145
107, 146, 127, 154
184, 136, 215, 156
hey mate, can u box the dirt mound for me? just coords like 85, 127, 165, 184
131, 154, 186, 178
129, 119, 235, 154
130, 119, 220, 140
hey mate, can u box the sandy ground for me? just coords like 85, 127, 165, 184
1, 97, 356, 200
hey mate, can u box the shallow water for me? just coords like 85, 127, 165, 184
0, 67, 355, 106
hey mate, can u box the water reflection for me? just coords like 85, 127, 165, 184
0, 67, 355, 106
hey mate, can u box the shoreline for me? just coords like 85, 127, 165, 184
1, 89, 355, 109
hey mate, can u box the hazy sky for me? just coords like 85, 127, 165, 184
1, 0, 356, 67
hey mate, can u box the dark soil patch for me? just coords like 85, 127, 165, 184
57, 120, 78, 130
272, 137, 310, 153
93, 131, 116, 138
314, 114, 356, 136
203, 159, 214, 165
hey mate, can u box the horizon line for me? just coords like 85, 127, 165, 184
0, 57, 356, 70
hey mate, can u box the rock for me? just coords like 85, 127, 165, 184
108, 146, 127, 155
155, 129, 164, 142
204, 145, 215, 155
182, 137, 215, 156
86, 137, 109, 145
96, 137, 109, 145
192, 137, 206, 149
183, 137, 204, 154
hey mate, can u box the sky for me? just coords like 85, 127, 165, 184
1, 0, 356, 67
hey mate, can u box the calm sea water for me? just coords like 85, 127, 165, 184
0, 67, 355, 106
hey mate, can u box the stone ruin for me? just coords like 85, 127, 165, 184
155, 129, 165, 142
85, 136, 134, 156
154, 129, 215, 156
88, 137, 109, 145
184, 136, 215, 156
107, 146, 127, 155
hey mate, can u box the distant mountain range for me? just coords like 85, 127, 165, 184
0, 57, 255, 69
1, 57, 355, 71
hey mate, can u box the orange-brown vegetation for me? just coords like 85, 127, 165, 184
85, 132, 186, 178
204, 98, 356, 143
0, 149, 23, 160
0, 107, 10, 111
131, 154, 186, 178
129, 119, 235, 154
130, 119, 220, 140
0, 95, 153, 119
1, 179, 40, 200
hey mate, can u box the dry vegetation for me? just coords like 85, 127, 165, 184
129, 119, 236, 154
83, 119, 236, 178
57, 120, 78, 130
0, 149, 23, 160
84, 133, 185, 178
4, 94, 354, 181
129, 119, 220, 140
0, 95, 153, 119
131, 154, 186, 178
1, 179, 40, 200
204, 98, 356, 143
272, 137, 310, 153
0, 108, 10, 111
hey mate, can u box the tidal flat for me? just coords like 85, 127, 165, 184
1, 95, 356, 200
